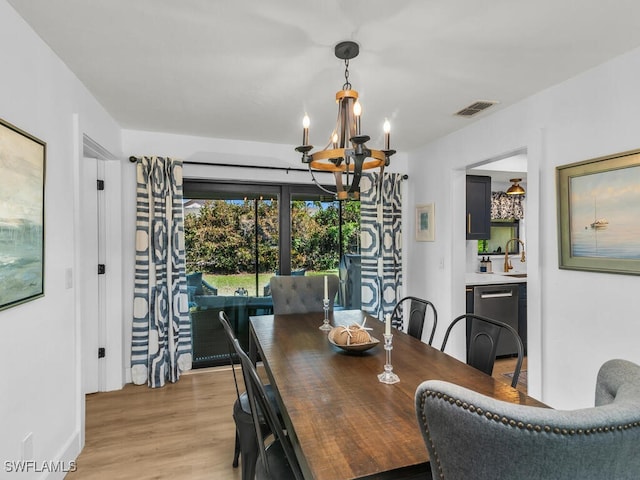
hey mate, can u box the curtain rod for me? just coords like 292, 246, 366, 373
128, 156, 408, 179
129, 156, 308, 173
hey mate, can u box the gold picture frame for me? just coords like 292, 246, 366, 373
556, 148, 640, 275
416, 203, 435, 242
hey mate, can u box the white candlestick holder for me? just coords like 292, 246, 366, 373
319, 298, 331, 331
378, 333, 400, 384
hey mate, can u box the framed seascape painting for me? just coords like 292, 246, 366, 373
0, 118, 46, 310
557, 149, 640, 275
416, 203, 435, 241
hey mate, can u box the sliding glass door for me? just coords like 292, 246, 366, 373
183, 180, 360, 367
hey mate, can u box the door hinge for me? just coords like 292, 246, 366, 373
98, 347, 106, 359
97, 179, 105, 190
98, 264, 106, 274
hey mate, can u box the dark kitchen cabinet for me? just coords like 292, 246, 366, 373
466, 175, 491, 239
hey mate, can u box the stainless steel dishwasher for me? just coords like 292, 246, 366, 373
473, 284, 519, 356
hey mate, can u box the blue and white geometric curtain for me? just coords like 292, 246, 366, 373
360, 172, 403, 328
131, 156, 192, 388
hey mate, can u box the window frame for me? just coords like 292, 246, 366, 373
183, 179, 345, 276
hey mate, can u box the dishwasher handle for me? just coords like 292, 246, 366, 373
479, 291, 514, 299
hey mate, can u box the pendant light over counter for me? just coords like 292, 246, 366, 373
506, 178, 525, 195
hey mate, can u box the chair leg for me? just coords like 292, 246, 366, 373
232, 428, 240, 468
234, 411, 259, 480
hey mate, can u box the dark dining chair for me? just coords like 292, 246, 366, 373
415, 359, 640, 480
390, 296, 438, 345
270, 275, 339, 314
440, 313, 523, 388
219, 311, 280, 480
233, 337, 304, 480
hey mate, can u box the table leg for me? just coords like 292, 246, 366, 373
248, 322, 257, 365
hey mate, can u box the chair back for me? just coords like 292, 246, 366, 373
440, 313, 523, 388
219, 311, 242, 401
270, 275, 339, 315
391, 296, 438, 345
233, 338, 304, 479
415, 359, 640, 480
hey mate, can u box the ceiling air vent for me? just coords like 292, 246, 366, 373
455, 100, 498, 117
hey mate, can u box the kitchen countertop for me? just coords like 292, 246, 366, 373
466, 272, 527, 286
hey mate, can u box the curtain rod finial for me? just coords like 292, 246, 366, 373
129, 156, 137, 163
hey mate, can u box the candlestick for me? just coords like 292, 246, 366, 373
385, 313, 391, 336
354, 101, 362, 135
319, 298, 331, 331
378, 333, 400, 384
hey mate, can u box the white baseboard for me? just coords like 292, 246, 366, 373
42, 430, 81, 480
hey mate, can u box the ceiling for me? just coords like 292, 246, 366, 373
8, 0, 640, 153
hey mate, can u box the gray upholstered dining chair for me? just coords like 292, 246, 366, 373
270, 275, 339, 315
415, 358, 640, 480
390, 296, 438, 344
440, 313, 524, 388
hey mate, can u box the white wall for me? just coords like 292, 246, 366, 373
407, 45, 640, 409
0, 1, 122, 477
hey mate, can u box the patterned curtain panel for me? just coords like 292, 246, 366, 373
131, 156, 192, 387
360, 173, 403, 328
491, 191, 525, 220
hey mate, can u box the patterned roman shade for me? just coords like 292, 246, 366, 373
491, 191, 525, 220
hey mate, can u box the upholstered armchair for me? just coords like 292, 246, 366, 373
186, 272, 218, 309
270, 275, 339, 314
415, 359, 640, 480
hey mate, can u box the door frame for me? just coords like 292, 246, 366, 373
79, 134, 124, 394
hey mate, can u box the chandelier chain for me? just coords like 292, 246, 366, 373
342, 59, 351, 90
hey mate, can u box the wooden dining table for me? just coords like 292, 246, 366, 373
249, 309, 546, 480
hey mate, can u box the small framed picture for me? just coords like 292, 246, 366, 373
416, 204, 435, 242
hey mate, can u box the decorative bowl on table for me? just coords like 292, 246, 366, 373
327, 325, 380, 352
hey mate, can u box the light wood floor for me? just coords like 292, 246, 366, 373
67, 358, 526, 479
67, 367, 242, 480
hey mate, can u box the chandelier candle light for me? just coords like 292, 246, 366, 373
296, 41, 396, 200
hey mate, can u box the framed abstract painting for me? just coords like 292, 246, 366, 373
0, 118, 46, 310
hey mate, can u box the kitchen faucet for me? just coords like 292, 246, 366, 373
504, 238, 526, 272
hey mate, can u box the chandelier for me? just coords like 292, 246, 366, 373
295, 41, 395, 200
